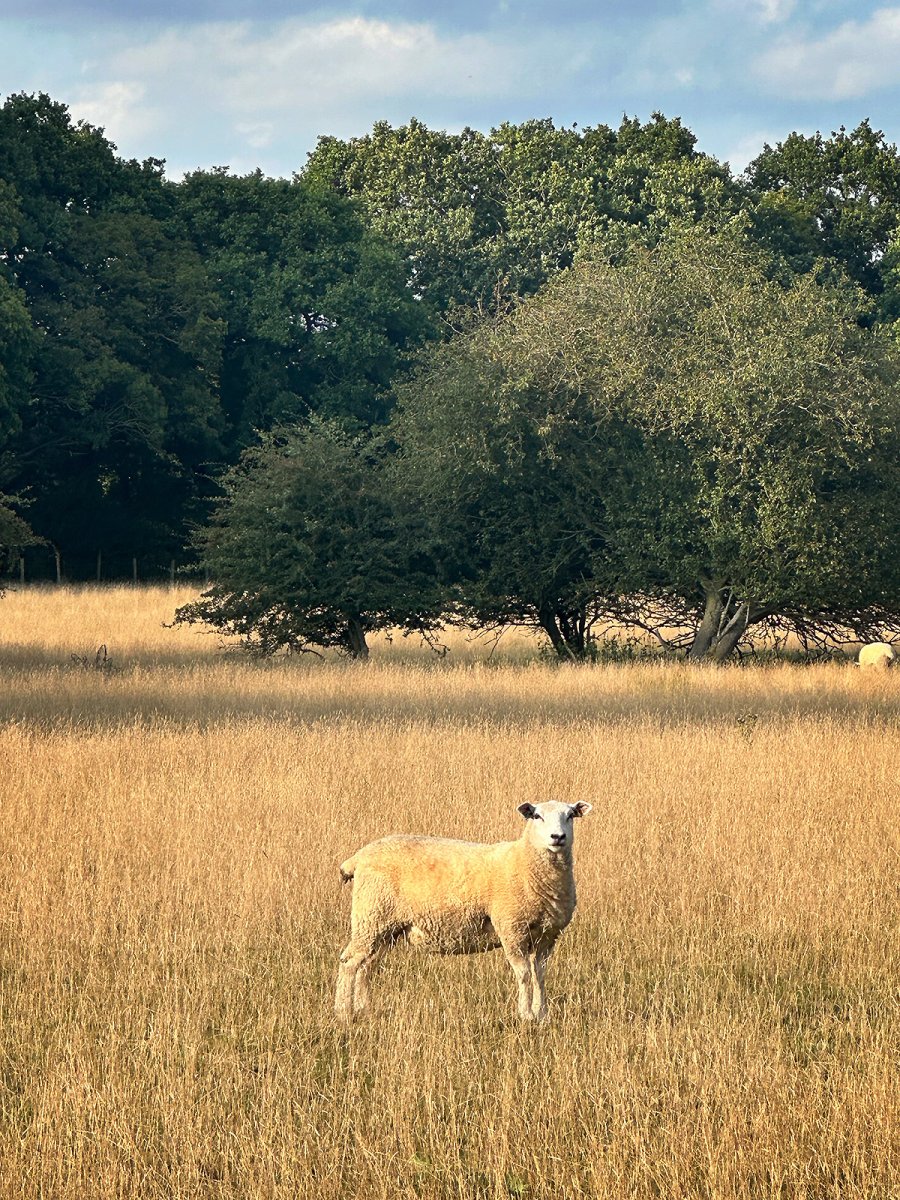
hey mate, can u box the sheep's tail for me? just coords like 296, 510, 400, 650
339, 855, 357, 884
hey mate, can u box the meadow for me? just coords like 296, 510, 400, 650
0, 585, 898, 1199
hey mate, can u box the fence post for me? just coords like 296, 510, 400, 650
54, 547, 61, 584
96, 549, 102, 582
19, 555, 25, 585
132, 556, 138, 584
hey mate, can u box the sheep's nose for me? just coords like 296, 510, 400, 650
550, 832, 565, 845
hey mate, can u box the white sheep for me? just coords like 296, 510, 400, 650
858, 642, 896, 670
335, 800, 592, 1023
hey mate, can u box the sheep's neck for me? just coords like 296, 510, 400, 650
514, 837, 577, 924
518, 836, 574, 875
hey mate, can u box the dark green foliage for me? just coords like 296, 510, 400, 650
0, 496, 37, 568
744, 121, 900, 298
0, 96, 430, 578
175, 168, 431, 446
0, 93, 225, 572
0, 184, 33, 450
175, 421, 443, 657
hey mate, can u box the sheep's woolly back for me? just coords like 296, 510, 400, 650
343, 831, 577, 955
858, 642, 896, 670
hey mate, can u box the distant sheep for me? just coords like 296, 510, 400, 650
335, 800, 592, 1023
858, 642, 896, 670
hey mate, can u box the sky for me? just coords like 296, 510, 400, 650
1, 1, 899, 180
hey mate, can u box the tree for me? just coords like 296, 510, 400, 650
393, 228, 900, 659
744, 121, 900, 298
174, 421, 442, 658
303, 114, 738, 316
0, 175, 37, 566
569, 231, 900, 658
174, 169, 430, 448
0, 181, 33, 447
391, 331, 624, 657
0, 93, 226, 574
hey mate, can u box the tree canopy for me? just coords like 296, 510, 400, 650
393, 228, 900, 658
174, 421, 442, 658
745, 121, 900, 299
304, 113, 738, 314
176, 168, 430, 442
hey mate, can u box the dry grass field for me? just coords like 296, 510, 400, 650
0, 585, 898, 1199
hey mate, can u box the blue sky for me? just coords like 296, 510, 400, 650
2, 1, 898, 180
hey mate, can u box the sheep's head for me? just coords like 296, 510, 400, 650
517, 800, 592, 854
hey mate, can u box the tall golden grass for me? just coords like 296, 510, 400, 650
0, 585, 897, 1199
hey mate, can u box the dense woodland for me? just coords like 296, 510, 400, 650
2, 92, 899, 657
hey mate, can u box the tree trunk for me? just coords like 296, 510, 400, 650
538, 604, 568, 658
711, 602, 751, 662
687, 580, 726, 660
558, 611, 587, 657
539, 603, 588, 659
689, 580, 770, 662
344, 614, 370, 660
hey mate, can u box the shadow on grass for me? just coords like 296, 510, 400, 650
0, 648, 897, 731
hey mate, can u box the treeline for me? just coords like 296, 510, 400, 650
2, 93, 900, 657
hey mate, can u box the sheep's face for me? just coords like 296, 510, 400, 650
517, 800, 592, 854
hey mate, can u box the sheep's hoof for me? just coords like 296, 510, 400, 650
517, 1008, 548, 1025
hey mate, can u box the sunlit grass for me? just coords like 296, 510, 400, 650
0, 585, 897, 1198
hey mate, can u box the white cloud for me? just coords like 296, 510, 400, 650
68, 80, 159, 147
755, 7, 900, 99
107, 16, 552, 115
754, 0, 795, 25
234, 120, 275, 149
58, 14, 598, 172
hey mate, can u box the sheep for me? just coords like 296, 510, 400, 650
858, 642, 896, 670
334, 800, 592, 1023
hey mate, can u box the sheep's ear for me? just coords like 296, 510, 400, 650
517, 803, 538, 820
571, 802, 593, 818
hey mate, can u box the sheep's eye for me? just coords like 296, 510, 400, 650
566, 812, 574, 821
533, 812, 543, 821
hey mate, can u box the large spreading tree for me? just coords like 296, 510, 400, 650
392, 227, 900, 659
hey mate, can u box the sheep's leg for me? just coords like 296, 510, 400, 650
530, 948, 552, 1022
335, 941, 381, 1020
334, 942, 359, 1018
502, 945, 535, 1021
352, 945, 385, 1014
